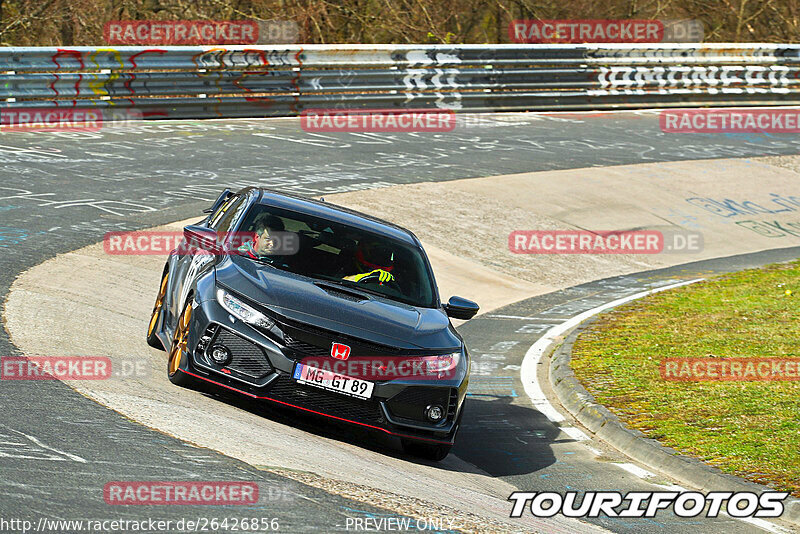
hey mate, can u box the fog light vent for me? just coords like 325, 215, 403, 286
210, 345, 232, 366
426, 404, 445, 422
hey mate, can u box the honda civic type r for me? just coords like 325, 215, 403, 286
146, 187, 479, 460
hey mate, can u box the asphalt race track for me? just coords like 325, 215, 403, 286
456, 248, 800, 533
1, 112, 798, 533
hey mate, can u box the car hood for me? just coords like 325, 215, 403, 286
215, 257, 461, 350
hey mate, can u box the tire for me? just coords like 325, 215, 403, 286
147, 267, 169, 350
166, 298, 198, 389
401, 439, 452, 461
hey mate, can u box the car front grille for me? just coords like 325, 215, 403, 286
277, 315, 404, 360
283, 335, 330, 358
210, 328, 273, 380
265, 374, 385, 425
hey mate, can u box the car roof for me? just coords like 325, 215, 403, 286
244, 188, 420, 246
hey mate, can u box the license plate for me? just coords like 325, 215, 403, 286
293, 363, 374, 400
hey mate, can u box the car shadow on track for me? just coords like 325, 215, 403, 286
195, 386, 475, 469
197, 384, 559, 476
452, 396, 559, 477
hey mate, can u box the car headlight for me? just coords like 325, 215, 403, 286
422, 351, 460, 374
216, 288, 275, 329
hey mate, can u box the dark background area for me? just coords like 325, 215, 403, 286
2, 0, 798, 46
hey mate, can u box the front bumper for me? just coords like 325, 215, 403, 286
175, 296, 467, 445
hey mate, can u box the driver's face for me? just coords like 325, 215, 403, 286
254, 229, 277, 255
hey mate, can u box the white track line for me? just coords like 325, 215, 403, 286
520, 278, 704, 424
560, 426, 591, 442
0, 424, 87, 463
518, 277, 793, 533
615, 462, 658, 480
486, 314, 565, 321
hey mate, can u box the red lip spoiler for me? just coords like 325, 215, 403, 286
180, 369, 453, 445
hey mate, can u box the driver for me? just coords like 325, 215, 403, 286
238, 214, 286, 261
343, 239, 396, 284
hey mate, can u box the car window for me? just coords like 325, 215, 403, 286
208, 195, 236, 228
234, 204, 436, 308
210, 194, 247, 233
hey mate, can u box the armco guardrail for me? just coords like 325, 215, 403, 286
1, 43, 799, 120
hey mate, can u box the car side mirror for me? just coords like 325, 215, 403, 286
203, 188, 233, 214
183, 225, 221, 254
443, 296, 479, 320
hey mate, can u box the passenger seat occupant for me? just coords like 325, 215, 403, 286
343, 239, 396, 284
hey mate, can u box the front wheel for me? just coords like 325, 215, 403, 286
401, 439, 452, 461
167, 299, 198, 389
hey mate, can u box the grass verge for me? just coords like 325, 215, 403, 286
571, 260, 800, 496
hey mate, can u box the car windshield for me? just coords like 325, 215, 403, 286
231, 203, 437, 308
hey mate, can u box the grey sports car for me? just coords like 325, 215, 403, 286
147, 187, 479, 460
